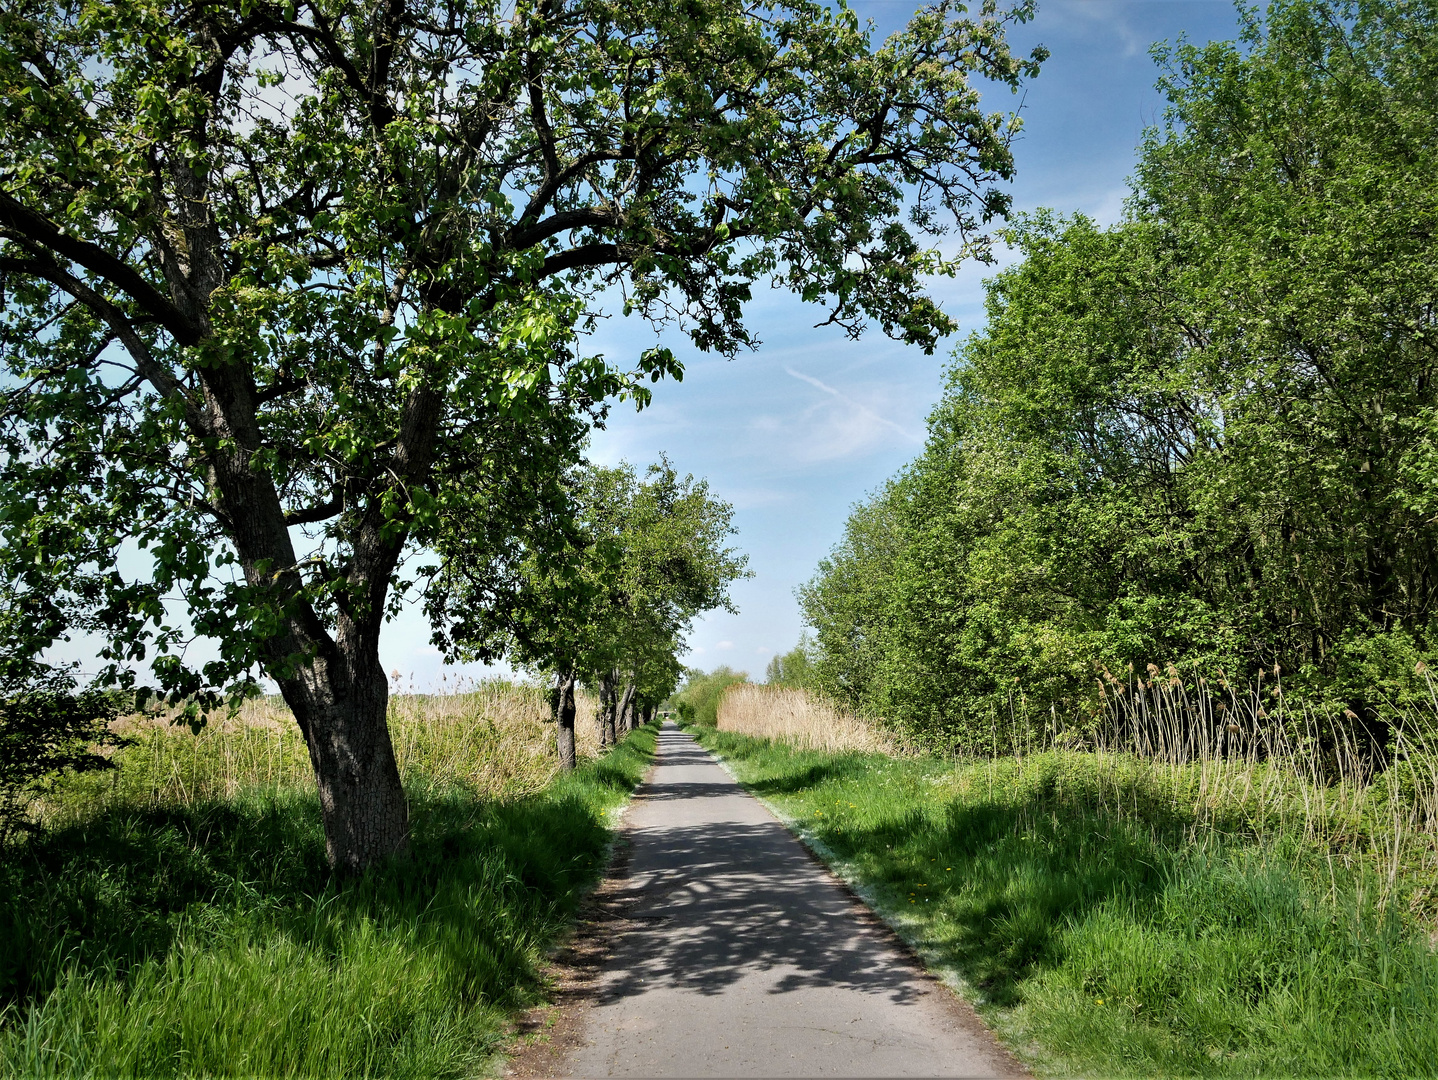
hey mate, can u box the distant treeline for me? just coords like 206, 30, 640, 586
799, 0, 1438, 753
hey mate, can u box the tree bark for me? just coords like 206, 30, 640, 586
599, 669, 617, 747
553, 669, 577, 771
612, 678, 635, 742
286, 662, 409, 873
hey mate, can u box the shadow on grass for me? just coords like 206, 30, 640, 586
690, 726, 1438, 1076
696, 729, 881, 797
798, 795, 1170, 1008
0, 724, 658, 1035
692, 729, 1172, 1007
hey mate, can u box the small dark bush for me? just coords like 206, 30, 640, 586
0, 675, 125, 839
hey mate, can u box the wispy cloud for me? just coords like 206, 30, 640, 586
781, 366, 924, 461
1051, 0, 1149, 58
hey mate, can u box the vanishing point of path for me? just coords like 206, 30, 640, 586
559, 721, 1026, 1078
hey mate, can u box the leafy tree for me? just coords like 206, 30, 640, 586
598, 458, 749, 739
0, 0, 1044, 867
671, 665, 747, 726
0, 584, 127, 840
765, 635, 816, 687
436, 457, 747, 764
796, 481, 905, 711
801, 0, 1438, 753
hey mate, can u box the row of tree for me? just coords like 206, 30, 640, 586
0, 0, 1046, 868
436, 456, 748, 766
799, 0, 1438, 755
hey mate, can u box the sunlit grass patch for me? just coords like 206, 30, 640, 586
692, 726, 1438, 1078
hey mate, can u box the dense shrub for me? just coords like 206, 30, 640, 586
800, 0, 1438, 753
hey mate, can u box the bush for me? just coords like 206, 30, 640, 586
671, 666, 747, 726
0, 674, 125, 841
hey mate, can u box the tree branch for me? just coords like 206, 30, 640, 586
0, 253, 206, 431
0, 193, 203, 345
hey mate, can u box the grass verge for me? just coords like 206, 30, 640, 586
687, 724, 1438, 1078
0, 717, 656, 1078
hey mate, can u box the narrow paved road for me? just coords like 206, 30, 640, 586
560, 722, 1024, 1078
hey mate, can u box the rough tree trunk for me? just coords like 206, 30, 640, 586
599, 669, 617, 747
617, 680, 636, 736
281, 658, 409, 873
553, 669, 577, 771
203, 368, 439, 873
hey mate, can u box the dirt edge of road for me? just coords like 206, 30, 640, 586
502, 762, 656, 1079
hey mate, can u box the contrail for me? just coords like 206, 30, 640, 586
784, 367, 921, 442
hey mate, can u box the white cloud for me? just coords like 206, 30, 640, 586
772, 366, 925, 464
716, 640, 734, 651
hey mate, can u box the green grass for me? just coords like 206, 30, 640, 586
671, 667, 747, 727
0, 722, 657, 1078
689, 726, 1438, 1078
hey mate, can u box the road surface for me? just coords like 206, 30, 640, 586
559, 721, 1025, 1078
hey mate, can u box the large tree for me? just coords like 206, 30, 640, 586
0, 0, 1044, 869
801, 0, 1438, 753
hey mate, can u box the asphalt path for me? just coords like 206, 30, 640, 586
560, 721, 1025, 1078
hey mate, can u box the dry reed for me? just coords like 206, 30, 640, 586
717, 673, 1438, 917
717, 683, 899, 754
35, 678, 599, 829
1005, 662, 1438, 914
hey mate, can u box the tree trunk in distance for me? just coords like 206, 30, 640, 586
600, 669, 617, 747
554, 670, 577, 771
617, 680, 636, 735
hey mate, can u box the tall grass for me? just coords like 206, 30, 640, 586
692, 725, 1438, 1077
1, 682, 650, 1079
31, 679, 600, 833
1079, 664, 1438, 920
719, 677, 1438, 924
718, 683, 898, 754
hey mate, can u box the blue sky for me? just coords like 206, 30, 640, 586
379, 0, 1252, 687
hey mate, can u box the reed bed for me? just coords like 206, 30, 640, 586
721, 675, 1438, 919
1066, 664, 1438, 915
35, 678, 598, 830
717, 683, 899, 754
